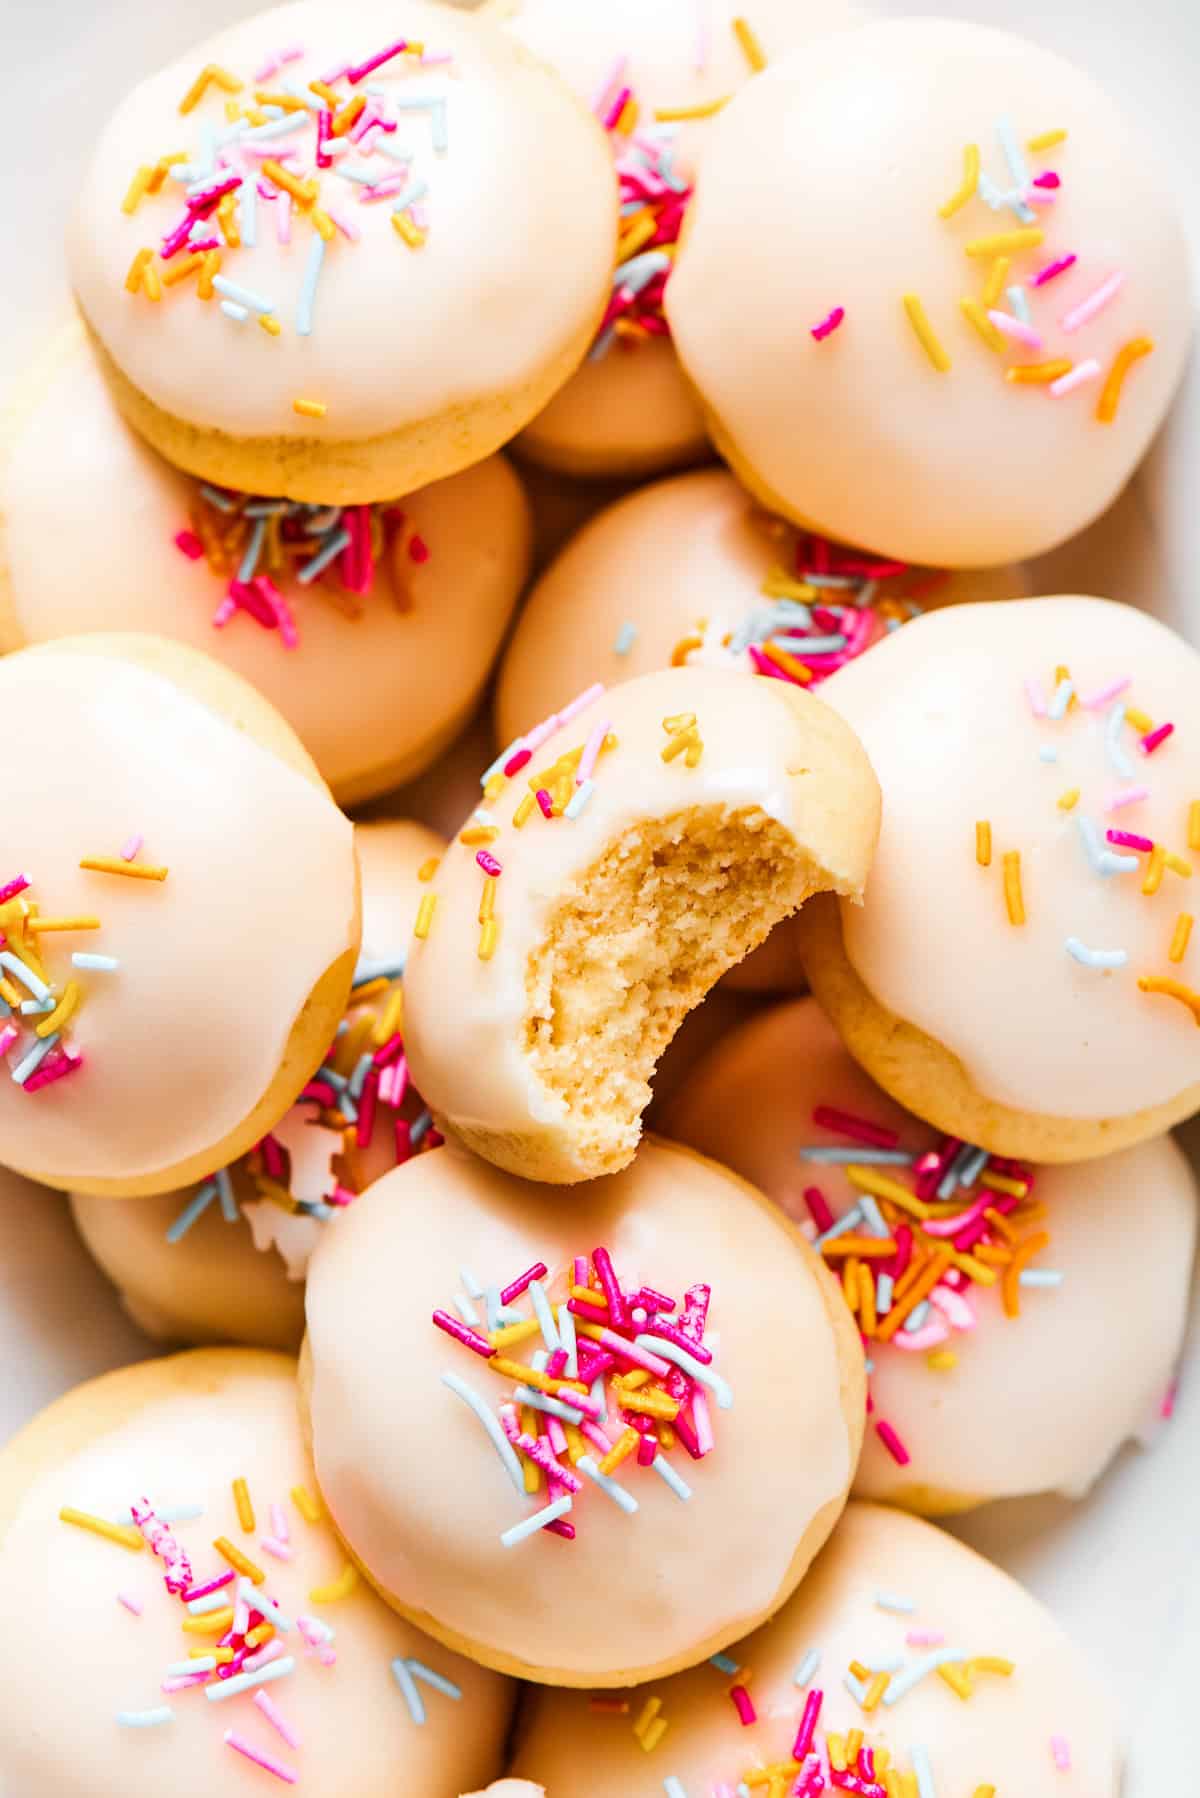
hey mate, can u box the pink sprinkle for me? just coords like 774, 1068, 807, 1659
162, 1672, 210, 1693
547, 1416, 569, 1456
1142, 721, 1175, 755
1107, 786, 1149, 811
793, 1688, 823, 1759
1061, 270, 1125, 334
928, 1284, 976, 1331
260, 1536, 292, 1562
254, 55, 281, 82
117, 1592, 143, 1616
599, 1328, 669, 1378
431, 1309, 495, 1359
581, 1420, 614, 1457
174, 529, 204, 560
692, 1389, 715, 1457
346, 39, 410, 85
906, 1630, 945, 1648
1161, 1377, 1179, 1419
1032, 252, 1077, 287
0, 873, 29, 905
0, 1024, 19, 1058
224, 1730, 297, 1784
804, 1186, 835, 1233
1023, 185, 1058, 206
269, 1503, 289, 1544
730, 1685, 757, 1726
243, 1639, 287, 1676
559, 681, 606, 727
359, 172, 409, 202
1081, 676, 1132, 709
573, 1255, 588, 1287
500, 1262, 548, 1306
476, 850, 502, 879
987, 308, 1044, 351
890, 1319, 951, 1353
577, 718, 611, 786
1050, 1735, 1072, 1772
922, 1192, 991, 1239
254, 1687, 302, 1749
1048, 359, 1101, 398
875, 1419, 911, 1466
1024, 678, 1047, 717
813, 1104, 899, 1150
811, 306, 845, 342
326, 204, 361, 242
1107, 829, 1153, 852
276, 192, 292, 244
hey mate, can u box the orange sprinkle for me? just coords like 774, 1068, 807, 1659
1143, 844, 1167, 896
244, 1624, 275, 1649
670, 634, 704, 667
417, 857, 440, 882
1098, 337, 1156, 424
862, 1671, 890, 1712
1137, 974, 1200, 1025
179, 63, 244, 115
124, 248, 153, 294
141, 259, 163, 302
262, 159, 318, 205
842, 1256, 860, 1310
255, 89, 312, 113
232, 1478, 255, 1533
1006, 359, 1073, 385
308, 79, 340, 107
197, 250, 221, 299
331, 94, 367, 137
1175, 916, 1197, 964
292, 398, 327, 418
460, 826, 499, 846
1001, 1231, 1051, 1317
600, 1426, 641, 1476
216, 192, 240, 248
311, 208, 335, 242
876, 1248, 954, 1341
147, 153, 187, 195
975, 821, 992, 866
79, 857, 168, 881
819, 1238, 899, 1260
857, 1262, 877, 1337
1189, 802, 1200, 852
121, 166, 153, 214
1002, 850, 1025, 925
213, 1536, 265, 1585
28, 916, 100, 934
758, 640, 813, 685
162, 251, 205, 288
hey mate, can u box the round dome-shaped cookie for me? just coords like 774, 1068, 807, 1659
0, 1349, 514, 1796
487, 0, 863, 478
0, 633, 359, 1199
301, 1136, 865, 1685
405, 664, 880, 1182
0, 319, 531, 805
796, 596, 1200, 1160
70, 820, 442, 1352
663, 997, 1196, 1512
68, 0, 616, 504
511, 1502, 1119, 1796
667, 17, 1192, 565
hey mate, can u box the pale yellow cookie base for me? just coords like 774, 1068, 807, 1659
796, 892, 1200, 1161
79, 311, 602, 507
9, 632, 360, 1199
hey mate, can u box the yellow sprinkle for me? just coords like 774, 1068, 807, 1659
162, 251, 206, 289
414, 893, 437, 940
309, 1563, 359, 1603
937, 1662, 973, 1699
244, 1624, 275, 1649
198, 250, 221, 300
857, 1261, 877, 1337
460, 826, 499, 846
182, 1608, 236, 1635
761, 570, 819, 603
938, 144, 980, 219
965, 1656, 1015, 1679
1167, 852, 1193, 879
978, 1170, 1029, 1199
619, 1387, 679, 1421
142, 260, 163, 302
634, 1696, 662, 1738
975, 821, 992, 866
663, 711, 696, 732
487, 1317, 542, 1351
601, 1427, 642, 1476
191, 1645, 234, 1663
1170, 914, 1194, 964
392, 211, 427, 250
899, 1776, 920, 1798
1006, 359, 1074, 385
292, 397, 327, 418
214, 1536, 265, 1585
79, 857, 168, 881
1003, 851, 1025, 925
926, 1349, 958, 1370
732, 16, 768, 71
124, 248, 153, 294
1057, 787, 1080, 811
639, 1716, 669, 1753
614, 96, 640, 135
478, 918, 499, 962
37, 981, 80, 1039
959, 298, 1005, 353
617, 210, 659, 264
1097, 337, 1155, 423
28, 916, 100, 934
255, 89, 312, 113
845, 1166, 930, 1219
311, 208, 335, 242
827, 1734, 847, 1773
179, 63, 244, 115
902, 294, 951, 372
122, 165, 153, 214
58, 1507, 145, 1552
654, 96, 731, 121
1189, 801, 1200, 852
308, 79, 340, 106
982, 256, 1011, 308
1143, 844, 1167, 896
964, 227, 1044, 257
290, 1485, 322, 1524
147, 153, 187, 195
1027, 128, 1067, 151
862, 1671, 890, 1711
1125, 706, 1154, 734
478, 881, 497, 928
1137, 974, 1200, 1026
845, 1730, 864, 1763
563, 1421, 588, 1464
232, 1478, 255, 1533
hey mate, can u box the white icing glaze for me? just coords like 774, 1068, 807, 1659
820, 597, 1200, 1120
664, 996, 1197, 1504
0, 1355, 514, 1794
667, 18, 1193, 565
513, 1503, 1120, 1796
0, 645, 356, 1186
1, 321, 531, 799
68, 1, 615, 442
305, 1137, 856, 1680
404, 664, 878, 1150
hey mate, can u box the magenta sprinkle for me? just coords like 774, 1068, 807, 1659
545, 1348, 568, 1378
730, 1685, 757, 1726
793, 1688, 824, 1760
476, 850, 503, 878
592, 1245, 629, 1329
804, 1185, 835, 1234
315, 107, 333, 167
505, 747, 533, 778
0, 874, 30, 904
355, 1069, 379, 1149
813, 1104, 899, 1150
645, 1314, 713, 1364
831, 1773, 887, 1798
500, 1262, 548, 1306
409, 533, 430, 565
174, 529, 204, 560
1033, 171, 1061, 189
346, 38, 409, 83
680, 1282, 711, 1343
182, 1568, 236, 1603
811, 306, 845, 342
1141, 721, 1175, 754
1107, 829, 1154, 852
1032, 252, 1077, 287
431, 1309, 495, 1359
603, 85, 633, 131
24, 1049, 83, 1094
874, 1419, 910, 1466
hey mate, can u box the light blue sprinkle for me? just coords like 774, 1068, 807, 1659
802, 571, 858, 590
240, 175, 257, 247
116, 1707, 174, 1728
577, 1455, 638, 1514
391, 1656, 426, 1723
213, 274, 276, 316
710, 1652, 740, 1675
976, 170, 1007, 211
297, 233, 326, 337
0, 950, 48, 1001
336, 162, 381, 185
432, 98, 449, 152
884, 1648, 964, 1704
1106, 703, 1134, 778
404, 1658, 462, 1700
220, 300, 250, 323
620, 197, 644, 215
513, 1385, 584, 1426
937, 1143, 975, 1199
794, 1648, 821, 1687
844, 1670, 869, 1704
237, 514, 267, 582
19, 997, 53, 1015
905, 1301, 931, 1333
590, 1374, 607, 1423
473, 808, 497, 829
206, 1655, 295, 1704
1047, 677, 1074, 720
239, 1579, 291, 1633
1007, 284, 1034, 324
352, 953, 407, 984
529, 1278, 559, 1351
589, 325, 617, 362
410, 1109, 432, 1146
244, 111, 307, 143
304, 1202, 336, 1221
394, 180, 429, 211
1076, 815, 1133, 877
442, 1373, 525, 1494
113, 1503, 204, 1526
859, 1195, 889, 1238
911, 1744, 937, 1798
1066, 936, 1128, 971
737, 1786, 752, 1798
664, 1779, 689, 1798
215, 1166, 238, 1222
875, 1273, 894, 1315
558, 1301, 578, 1379
373, 137, 415, 164
635, 1335, 733, 1410
499, 1495, 572, 1549
875, 1590, 917, 1614
1019, 1268, 1064, 1287
243, 500, 289, 517
459, 1266, 483, 1299
1100, 851, 1137, 876
12, 1032, 59, 1086
321, 1067, 349, 1091
452, 1293, 480, 1326
565, 780, 594, 820
864, 1357, 875, 1374
348, 1050, 375, 1100
297, 527, 350, 584
168, 1655, 215, 1675
652, 1454, 692, 1500
996, 115, 1030, 189
956, 1144, 990, 1190
199, 483, 238, 512
1039, 745, 1059, 763
813, 1205, 863, 1250
613, 249, 671, 292
776, 633, 848, 656
187, 1589, 232, 1616
867, 1654, 906, 1673
800, 1146, 914, 1166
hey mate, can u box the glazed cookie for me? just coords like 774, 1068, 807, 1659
302, 1137, 865, 1685
0, 1349, 514, 1795
0, 634, 358, 1199
68, 0, 616, 504
797, 596, 1200, 1160
404, 664, 880, 1182
0, 319, 531, 805
511, 1502, 1119, 1796
667, 18, 1192, 565
663, 997, 1196, 1511
464, 1786, 543, 1798
488, 0, 861, 478
70, 821, 442, 1353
